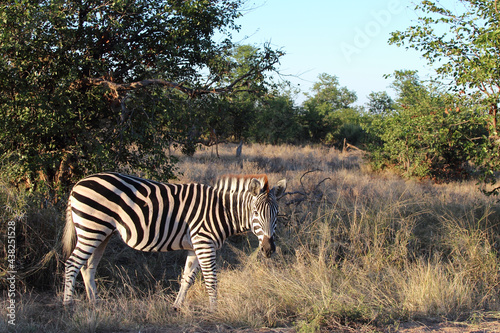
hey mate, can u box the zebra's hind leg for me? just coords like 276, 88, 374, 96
173, 250, 200, 309
63, 235, 108, 305
81, 234, 112, 303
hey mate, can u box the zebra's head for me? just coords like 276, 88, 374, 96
248, 177, 287, 258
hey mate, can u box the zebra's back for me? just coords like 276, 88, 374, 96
69, 172, 218, 252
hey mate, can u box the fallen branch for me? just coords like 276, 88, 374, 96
300, 169, 322, 192
342, 138, 367, 154
284, 169, 331, 205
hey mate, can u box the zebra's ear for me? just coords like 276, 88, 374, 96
249, 178, 263, 196
272, 179, 287, 199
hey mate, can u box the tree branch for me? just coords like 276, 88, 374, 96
83, 73, 271, 99
80, 46, 282, 99
85, 78, 200, 97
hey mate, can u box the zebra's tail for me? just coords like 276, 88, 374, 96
62, 195, 76, 259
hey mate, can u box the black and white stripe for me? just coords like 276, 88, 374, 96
62, 172, 286, 308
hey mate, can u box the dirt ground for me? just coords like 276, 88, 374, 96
392, 317, 500, 333
215, 313, 500, 332
235, 319, 500, 333
8, 294, 500, 332
135, 314, 500, 333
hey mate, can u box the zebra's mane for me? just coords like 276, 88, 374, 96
214, 174, 269, 193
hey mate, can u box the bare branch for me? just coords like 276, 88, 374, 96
284, 169, 331, 206
85, 78, 198, 97
299, 169, 322, 193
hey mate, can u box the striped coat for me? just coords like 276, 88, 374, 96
62, 172, 286, 308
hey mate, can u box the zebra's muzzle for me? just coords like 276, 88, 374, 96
261, 235, 275, 258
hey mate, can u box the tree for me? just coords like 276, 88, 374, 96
305, 73, 357, 111
0, 0, 282, 194
367, 91, 396, 115
251, 82, 302, 144
389, 0, 500, 188
367, 70, 488, 180
302, 73, 359, 144
219, 44, 280, 141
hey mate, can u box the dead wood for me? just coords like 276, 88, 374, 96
283, 169, 331, 206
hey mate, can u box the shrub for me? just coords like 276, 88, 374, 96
366, 71, 489, 181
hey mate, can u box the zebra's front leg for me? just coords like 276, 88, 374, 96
173, 250, 200, 309
194, 246, 218, 310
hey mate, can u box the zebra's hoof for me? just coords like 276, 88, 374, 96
63, 299, 74, 307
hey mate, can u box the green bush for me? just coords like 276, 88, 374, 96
365, 71, 489, 181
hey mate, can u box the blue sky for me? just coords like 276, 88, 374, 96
228, 0, 437, 106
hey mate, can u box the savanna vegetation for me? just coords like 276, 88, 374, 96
2, 144, 500, 332
1, 0, 500, 332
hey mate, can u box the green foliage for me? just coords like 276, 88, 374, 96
215, 46, 267, 141
389, 0, 500, 105
178, 45, 292, 144
328, 108, 369, 147
367, 91, 396, 115
299, 98, 335, 143
389, 0, 500, 186
0, 0, 283, 195
366, 70, 488, 180
252, 88, 303, 144
306, 73, 358, 110
301, 73, 364, 145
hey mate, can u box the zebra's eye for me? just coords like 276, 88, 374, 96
253, 211, 259, 216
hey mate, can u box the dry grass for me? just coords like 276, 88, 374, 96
1, 143, 500, 332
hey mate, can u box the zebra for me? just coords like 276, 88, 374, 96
62, 172, 286, 309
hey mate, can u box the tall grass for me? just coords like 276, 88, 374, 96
0, 173, 64, 293
1, 143, 499, 332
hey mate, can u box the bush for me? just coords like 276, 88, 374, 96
365, 71, 489, 181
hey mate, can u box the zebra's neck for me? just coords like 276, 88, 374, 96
214, 174, 269, 236
216, 187, 253, 236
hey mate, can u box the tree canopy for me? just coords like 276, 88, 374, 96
4, 0, 500, 197
301, 73, 360, 144
0, 0, 282, 194
389, 0, 500, 191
